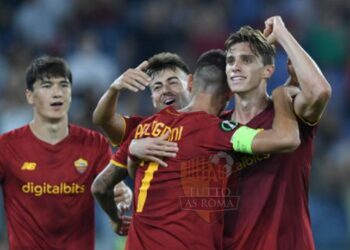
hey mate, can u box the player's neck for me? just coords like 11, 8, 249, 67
184, 94, 222, 116
29, 116, 69, 145
232, 88, 270, 124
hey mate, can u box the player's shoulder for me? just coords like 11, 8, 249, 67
123, 115, 145, 123
178, 111, 222, 130
139, 107, 177, 124
0, 125, 30, 144
192, 111, 221, 122
69, 124, 109, 146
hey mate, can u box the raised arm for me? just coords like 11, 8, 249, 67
264, 16, 331, 124
248, 86, 300, 153
93, 61, 150, 145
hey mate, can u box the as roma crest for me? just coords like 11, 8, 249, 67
74, 158, 88, 174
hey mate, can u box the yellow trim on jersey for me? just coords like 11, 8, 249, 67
165, 108, 180, 116
110, 114, 127, 147
231, 126, 261, 154
110, 160, 127, 169
136, 162, 159, 213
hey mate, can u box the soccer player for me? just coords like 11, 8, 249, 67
90, 53, 192, 231
0, 56, 129, 249
93, 50, 300, 250
92, 52, 191, 146
222, 16, 332, 250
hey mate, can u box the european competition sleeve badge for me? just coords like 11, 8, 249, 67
74, 158, 88, 174
220, 120, 238, 132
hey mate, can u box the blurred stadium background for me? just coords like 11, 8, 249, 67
0, 0, 349, 249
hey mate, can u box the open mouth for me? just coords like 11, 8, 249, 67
230, 76, 246, 81
163, 98, 176, 106
50, 102, 63, 107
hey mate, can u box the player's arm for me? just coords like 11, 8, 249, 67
126, 157, 141, 180
91, 162, 129, 233
264, 16, 331, 124
126, 132, 178, 178
92, 61, 150, 145
232, 87, 300, 154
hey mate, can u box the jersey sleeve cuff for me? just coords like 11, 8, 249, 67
110, 160, 127, 169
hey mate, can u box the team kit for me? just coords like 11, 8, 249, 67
0, 16, 331, 249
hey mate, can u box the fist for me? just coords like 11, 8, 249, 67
263, 16, 286, 44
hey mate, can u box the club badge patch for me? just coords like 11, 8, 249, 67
220, 120, 238, 132
74, 158, 88, 174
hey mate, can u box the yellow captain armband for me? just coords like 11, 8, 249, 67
231, 126, 261, 154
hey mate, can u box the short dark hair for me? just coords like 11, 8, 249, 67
224, 26, 276, 65
25, 56, 72, 91
192, 49, 229, 95
146, 52, 190, 78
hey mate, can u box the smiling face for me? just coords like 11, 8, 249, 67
226, 42, 274, 94
26, 76, 72, 122
149, 68, 191, 111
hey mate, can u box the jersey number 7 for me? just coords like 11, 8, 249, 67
136, 162, 159, 213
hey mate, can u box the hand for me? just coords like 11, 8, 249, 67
128, 132, 178, 167
113, 182, 132, 207
263, 16, 287, 44
284, 86, 300, 99
110, 61, 150, 92
110, 215, 132, 236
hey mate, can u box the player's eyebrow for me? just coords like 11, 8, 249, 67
152, 81, 163, 86
40, 79, 52, 84
152, 76, 179, 85
166, 76, 179, 82
40, 78, 70, 85
59, 79, 70, 84
241, 54, 255, 60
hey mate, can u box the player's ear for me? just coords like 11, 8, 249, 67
25, 89, 34, 105
187, 74, 193, 93
262, 64, 275, 79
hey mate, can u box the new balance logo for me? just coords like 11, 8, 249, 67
21, 162, 37, 171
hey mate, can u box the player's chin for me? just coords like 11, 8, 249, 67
169, 102, 181, 110
228, 84, 242, 93
46, 112, 67, 121
160, 101, 179, 110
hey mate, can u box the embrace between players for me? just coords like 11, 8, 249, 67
92, 16, 331, 250
0, 16, 331, 250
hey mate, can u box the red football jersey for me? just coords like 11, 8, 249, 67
112, 106, 240, 250
115, 115, 145, 146
0, 124, 112, 250
222, 102, 316, 250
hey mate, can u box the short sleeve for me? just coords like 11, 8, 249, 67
95, 135, 113, 175
118, 115, 145, 145
110, 129, 135, 170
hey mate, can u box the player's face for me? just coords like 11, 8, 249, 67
26, 76, 72, 121
149, 68, 191, 111
226, 42, 273, 94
